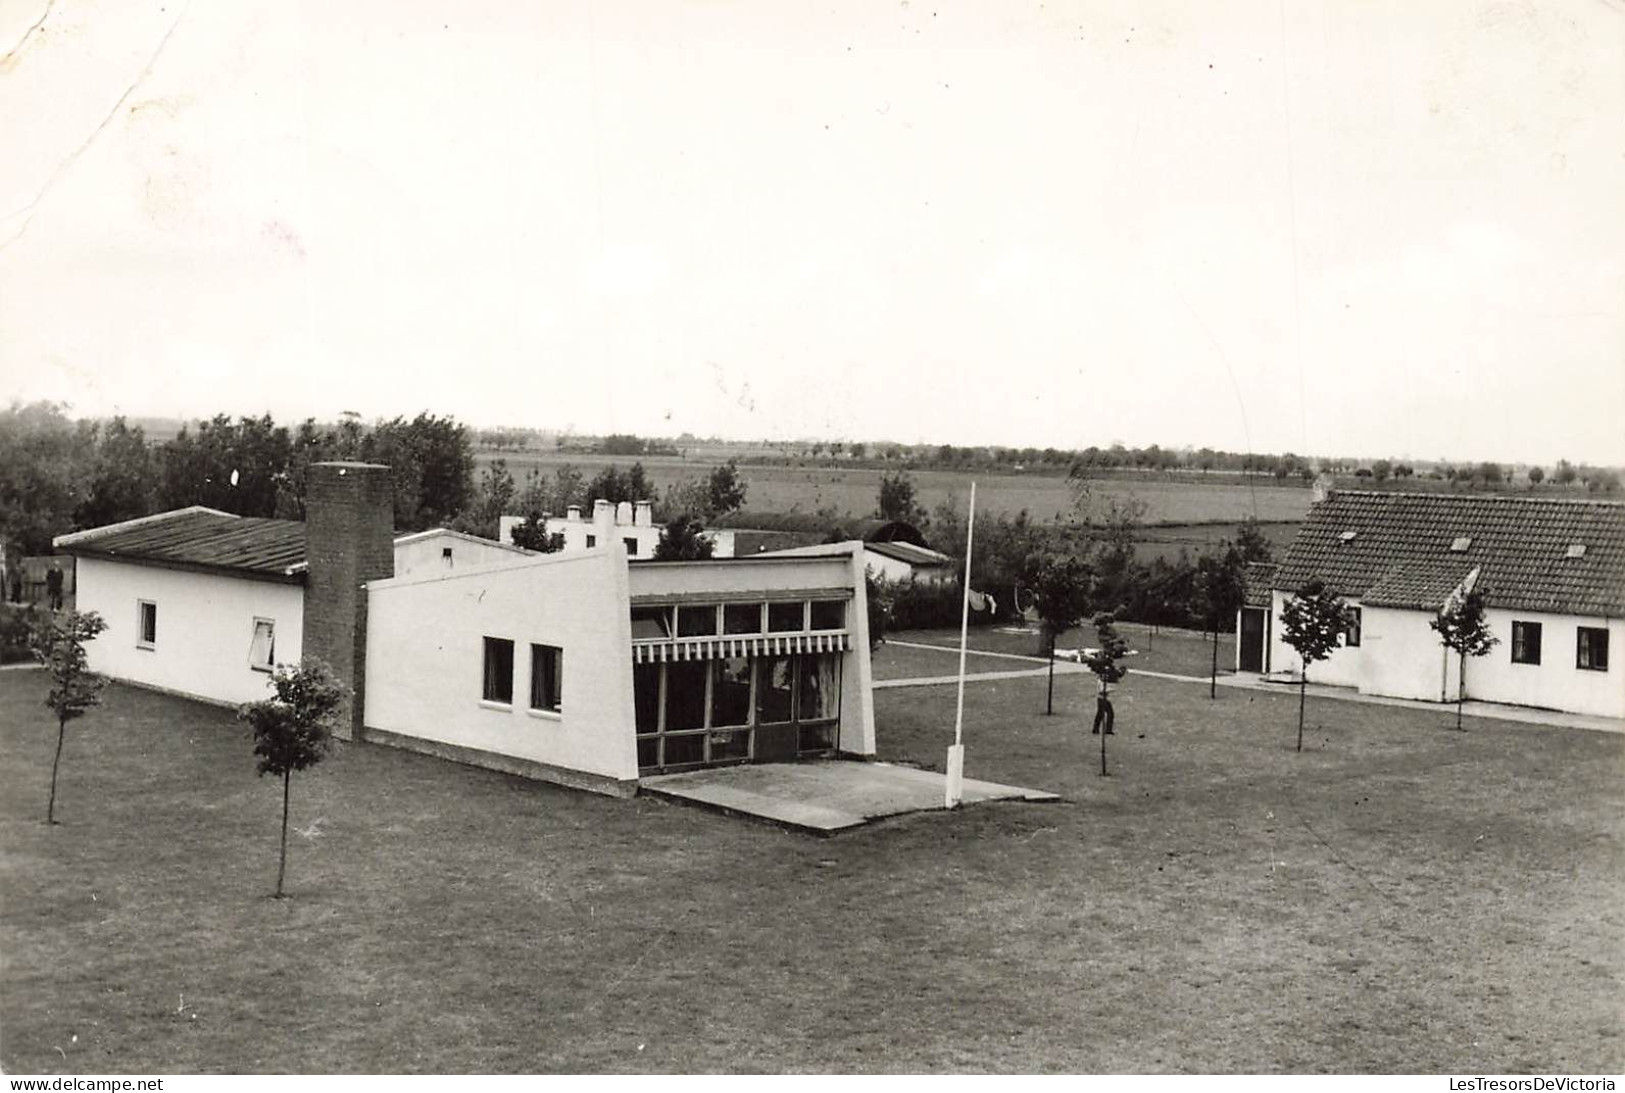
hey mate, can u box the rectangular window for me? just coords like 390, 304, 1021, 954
664, 661, 708, 732
529, 644, 562, 712
1577, 627, 1610, 672
1343, 607, 1362, 648
1511, 621, 1542, 665
248, 618, 276, 672
723, 602, 763, 635
137, 600, 157, 649
585, 534, 597, 548
799, 653, 841, 720
677, 604, 719, 637
757, 656, 795, 723
712, 656, 753, 727
767, 601, 806, 633
482, 637, 515, 704
633, 662, 662, 734
623, 537, 638, 556
809, 600, 846, 631
630, 605, 672, 640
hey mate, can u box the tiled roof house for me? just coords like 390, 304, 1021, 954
1237, 490, 1624, 719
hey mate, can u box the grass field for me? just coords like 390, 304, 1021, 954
479, 451, 1312, 526
2, 667, 1620, 1074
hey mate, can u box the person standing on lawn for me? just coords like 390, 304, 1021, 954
1090, 673, 1115, 735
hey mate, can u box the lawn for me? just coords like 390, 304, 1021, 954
2, 667, 1621, 1073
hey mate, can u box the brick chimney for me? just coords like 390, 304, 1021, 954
302, 462, 394, 741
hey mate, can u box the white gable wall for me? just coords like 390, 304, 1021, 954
364, 549, 638, 787
1466, 609, 1624, 719
392, 531, 527, 580
1358, 606, 1457, 703
72, 556, 304, 706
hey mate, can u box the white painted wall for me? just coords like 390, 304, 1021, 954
392, 530, 528, 580
498, 513, 737, 558
73, 557, 304, 705
364, 549, 639, 782
1467, 609, 1624, 719
1265, 590, 1366, 688
1359, 606, 1457, 703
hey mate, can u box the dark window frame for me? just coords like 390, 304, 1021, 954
529, 643, 563, 713
1511, 621, 1542, 666
1577, 627, 1610, 672
137, 600, 157, 649
482, 636, 515, 704
1343, 606, 1362, 648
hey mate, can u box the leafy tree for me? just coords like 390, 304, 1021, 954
706, 460, 747, 516
1527, 465, 1545, 486
239, 660, 345, 898
586, 462, 654, 507
876, 470, 923, 523
75, 417, 154, 529
1194, 545, 1247, 698
865, 573, 892, 650
1553, 459, 1577, 485
509, 513, 563, 553
0, 401, 92, 554
451, 459, 515, 540
653, 515, 715, 560
1430, 585, 1498, 732
1025, 553, 1093, 714
1279, 579, 1351, 752
1371, 459, 1392, 483
28, 610, 108, 823
1082, 612, 1129, 776
1235, 515, 1273, 564
1087, 496, 1147, 611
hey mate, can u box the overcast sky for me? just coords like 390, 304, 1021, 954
2, 0, 1621, 465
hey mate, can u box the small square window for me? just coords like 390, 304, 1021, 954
677, 604, 718, 637
767, 601, 805, 632
1511, 621, 1542, 665
529, 644, 562, 712
137, 601, 157, 648
810, 600, 846, 630
723, 602, 763, 635
441, 546, 454, 567
585, 534, 597, 548
249, 618, 276, 672
623, 537, 638, 556
1577, 627, 1609, 672
482, 637, 515, 703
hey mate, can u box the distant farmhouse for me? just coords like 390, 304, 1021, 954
1238, 490, 1624, 719
56, 464, 878, 794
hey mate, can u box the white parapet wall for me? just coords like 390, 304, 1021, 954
363, 547, 640, 793
72, 556, 305, 706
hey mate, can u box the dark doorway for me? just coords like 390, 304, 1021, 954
1239, 607, 1268, 672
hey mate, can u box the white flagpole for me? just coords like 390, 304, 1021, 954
946, 481, 976, 808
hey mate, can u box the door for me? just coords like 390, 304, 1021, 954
1239, 607, 1267, 672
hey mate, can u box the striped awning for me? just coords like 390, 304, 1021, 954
632, 632, 851, 664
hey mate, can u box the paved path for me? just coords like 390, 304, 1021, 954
877, 640, 1625, 734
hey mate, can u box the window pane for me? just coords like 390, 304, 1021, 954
1578, 628, 1609, 671
1513, 622, 1542, 665
482, 637, 514, 703
799, 722, 837, 753
637, 736, 659, 769
712, 657, 752, 727
662, 733, 704, 767
810, 600, 845, 630
250, 620, 275, 669
723, 603, 762, 635
633, 663, 662, 732
530, 644, 562, 711
799, 654, 840, 720
623, 537, 638, 556
708, 730, 750, 762
677, 604, 719, 637
757, 656, 795, 723
630, 606, 672, 640
139, 602, 157, 645
665, 661, 708, 731
768, 601, 805, 632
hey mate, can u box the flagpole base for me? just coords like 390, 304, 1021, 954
944, 744, 965, 808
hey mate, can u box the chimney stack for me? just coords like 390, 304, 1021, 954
634, 500, 653, 527
567, 505, 582, 522
616, 500, 633, 525
303, 462, 394, 740
593, 500, 614, 546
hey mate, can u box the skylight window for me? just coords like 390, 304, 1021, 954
1338, 530, 1358, 543
1450, 537, 1473, 553
1565, 543, 1587, 559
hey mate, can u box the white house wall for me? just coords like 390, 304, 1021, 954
392, 531, 527, 580
364, 550, 639, 787
1266, 591, 1366, 688
1359, 606, 1457, 703
1468, 609, 1624, 719
74, 557, 304, 706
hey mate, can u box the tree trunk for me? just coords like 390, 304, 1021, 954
1456, 654, 1466, 732
47, 715, 66, 824
1099, 713, 1108, 777
275, 771, 291, 898
1209, 627, 1219, 699
1045, 632, 1057, 715
1296, 672, 1307, 753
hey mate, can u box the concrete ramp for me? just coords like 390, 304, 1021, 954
640, 760, 1059, 835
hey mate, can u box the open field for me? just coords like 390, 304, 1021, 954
3, 665, 1620, 1073
478, 451, 1312, 526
